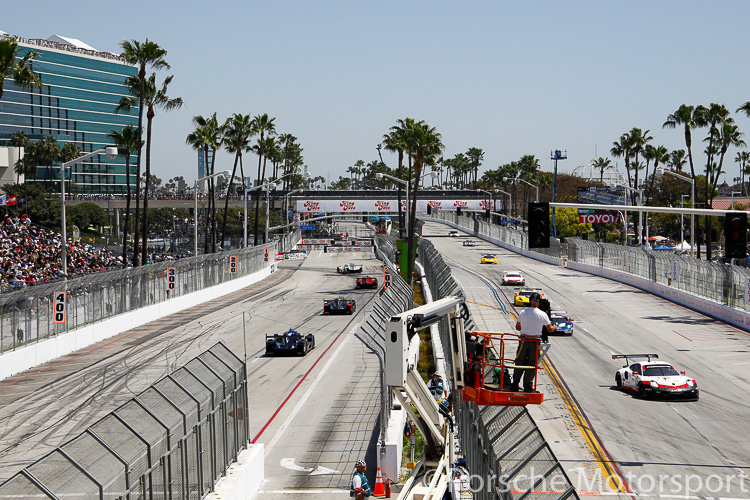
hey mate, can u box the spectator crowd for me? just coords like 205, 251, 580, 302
0, 216, 121, 292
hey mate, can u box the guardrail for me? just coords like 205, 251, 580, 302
0, 235, 297, 354
0, 342, 249, 499
418, 237, 578, 500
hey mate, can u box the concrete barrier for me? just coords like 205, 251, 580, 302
0, 264, 277, 381
204, 444, 265, 500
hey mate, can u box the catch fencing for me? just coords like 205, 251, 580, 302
431, 210, 750, 311
355, 235, 414, 445
419, 237, 578, 500
0, 342, 249, 500
0, 230, 300, 354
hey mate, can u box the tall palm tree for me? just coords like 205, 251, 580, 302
278, 133, 298, 190
384, 123, 411, 238
644, 145, 668, 204
736, 151, 750, 195
108, 126, 142, 263
186, 113, 221, 253
250, 114, 276, 245
116, 73, 183, 263
466, 147, 485, 189
9, 131, 29, 183
221, 113, 254, 246
0, 38, 42, 101
119, 39, 169, 266
36, 136, 61, 186
669, 149, 687, 172
407, 120, 443, 285
713, 122, 745, 198
663, 105, 698, 180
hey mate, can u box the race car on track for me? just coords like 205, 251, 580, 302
356, 276, 379, 289
323, 297, 357, 315
514, 288, 545, 306
480, 254, 497, 264
337, 263, 363, 274
448, 230, 459, 237
463, 240, 476, 247
266, 329, 316, 356
613, 354, 699, 400
501, 271, 525, 285
549, 311, 574, 335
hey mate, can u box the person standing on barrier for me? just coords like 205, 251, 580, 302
511, 292, 556, 392
428, 372, 444, 400
350, 460, 371, 500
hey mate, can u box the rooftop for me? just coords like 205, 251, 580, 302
0, 31, 125, 63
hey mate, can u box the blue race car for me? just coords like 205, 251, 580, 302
550, 311, 574, 335
266, 329, 316, 356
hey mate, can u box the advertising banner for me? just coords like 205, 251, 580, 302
325, 246, 367, 253
296, 199, 490, 213
577, 186, 626, 205
578, 212, 622, 224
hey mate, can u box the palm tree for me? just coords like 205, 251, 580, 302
592, 157, 612, 183
250, 114, 276, 245
116, 73, 183, 263
108, 126, 142, 263
736, 151, 750, 195
644, 145, 668, 204
406, 120, 443, 285
0, 38, 42, 101
384, 122, 411, 237
278, 133, 298, 190
669, 149, 687, 172
186, 113, 221, 253
9, 131, 29, 183
36, 136, 61, 186
713, 122, 745, 198
119, 39, 169, 266
663, 105, 699, 180
466, 147, 485, 189
221, 113, 254, 247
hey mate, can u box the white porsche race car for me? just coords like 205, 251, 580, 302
336, 263, 363, 274
613, 354, 699, 400
501, 271, 525, 286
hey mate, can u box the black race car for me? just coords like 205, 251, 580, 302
266, 329, 316, 356
356, 276, 379, 289
323, 297, 357, 315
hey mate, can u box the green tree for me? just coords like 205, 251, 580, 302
186, 113, 221, 253
0, 38, 42, 100
119, 38, 169, 266
554, 207, 592, 239
9, 131, 29, 183
250, 114, 276, 245
108, 125, 142, 261
592, 157, 612, 183
466, 147, 485, 189
67, 202, 108, 230
221, 113, 255, 247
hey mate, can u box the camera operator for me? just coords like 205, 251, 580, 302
511, 293, 556, 392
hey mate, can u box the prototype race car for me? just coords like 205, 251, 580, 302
463, 240, 476, 247
514, 288, 545, 306
480, 254, 497, 264
613, 354, 699, 400
448, 230, 459, 237
266, 329, 316, 356
550, 311, 574, 335
337, 263, 363, 274
356, 276, 379, 289
323, 297, 357, 315
501, 271, 525, 285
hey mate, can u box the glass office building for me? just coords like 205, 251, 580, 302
0, 33, 138, 194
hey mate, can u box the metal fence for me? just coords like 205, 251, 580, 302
354, 235, 414, 446
0, 231, 301, 354
419, 237, 578, 500
0, 342, 249, 500
430, 209, 750, 311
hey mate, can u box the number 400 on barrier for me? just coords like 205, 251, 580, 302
53, 291, 67, 324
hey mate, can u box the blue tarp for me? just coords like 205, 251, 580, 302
654, 245, 673, 251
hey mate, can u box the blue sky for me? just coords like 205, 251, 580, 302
5, 1, 750, 187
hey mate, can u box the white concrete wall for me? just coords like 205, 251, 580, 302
204, 444, 265, 500
0, 264, 277, 381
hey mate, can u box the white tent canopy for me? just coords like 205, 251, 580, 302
46, 35, 98, 52
674, 240, 692, 251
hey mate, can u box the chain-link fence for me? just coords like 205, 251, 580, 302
0, 341, 249, 500
419, 237, 578, 500
0, 236, 296, 353
354, 235, 414, 446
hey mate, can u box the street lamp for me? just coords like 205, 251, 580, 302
284, 188, 303, 234
496, 189, 511, 218
61, 147, 118, 278
616, 183, 644, 247
551, 149, 567, 238
731, 191, 742, 210
194, 170, 230, 257
657, 168, 695, 257
681, 194, 689, 249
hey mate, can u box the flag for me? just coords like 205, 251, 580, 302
7, 195, 16, 206
0, 195, 5, 206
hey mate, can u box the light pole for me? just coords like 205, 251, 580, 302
681, 194, 689, 248
61, 147, 118, 278
284, 188, 303, 235
617, 183, 643, 247
496, 189, 511, 218
515, 178, 539, 202
657, 168, 695, 257
194, 170, 230, 257
551, 149, 567, 237
731, 191, 742, 210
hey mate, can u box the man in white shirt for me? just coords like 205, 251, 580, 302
510, 292, 556, 392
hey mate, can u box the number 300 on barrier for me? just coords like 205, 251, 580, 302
167, 267, 177, 291
53, 291, 67, 324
